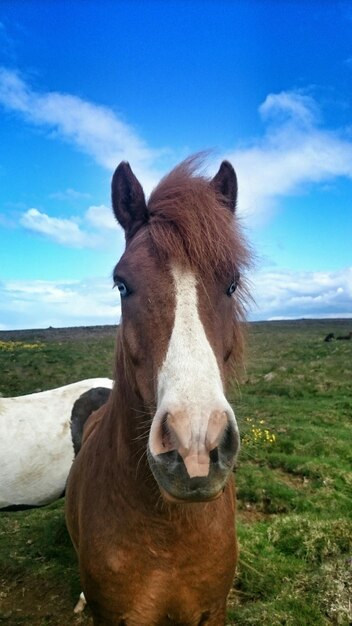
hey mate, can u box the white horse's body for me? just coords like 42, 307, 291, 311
0, 378, 113, 509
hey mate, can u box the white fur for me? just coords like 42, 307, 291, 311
0, 378, 113, 508
150, 266, 238, 476
73, 592, 87, 613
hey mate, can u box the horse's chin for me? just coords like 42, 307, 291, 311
159, 486, 223, 505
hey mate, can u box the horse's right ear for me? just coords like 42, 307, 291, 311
211, 160, 238, 214
111, 162, 148, 239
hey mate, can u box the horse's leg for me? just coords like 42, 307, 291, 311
73, 591, 87, 613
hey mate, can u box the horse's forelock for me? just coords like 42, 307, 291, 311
147, 156, 250, 281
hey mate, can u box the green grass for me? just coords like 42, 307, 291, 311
0, 329, 115, 396
230, 320, 352, 625
0, 320, 351, 625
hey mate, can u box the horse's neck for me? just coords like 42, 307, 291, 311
103, 380, 157, 502
109, 377, 146, 444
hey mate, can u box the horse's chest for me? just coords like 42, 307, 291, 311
85, 522, 236, 626
89, 568, 228, 626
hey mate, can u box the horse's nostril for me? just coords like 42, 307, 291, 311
209, 446, 219, 463
222, 422, 238, 453
161, 413, 173, 450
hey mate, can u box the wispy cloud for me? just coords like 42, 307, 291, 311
2, 68, 352, 221
20, 208, 98, 247
260, 91, 319, 126
20, 204, 120, 248
251, 266, 352, 320
85, 204, 118, 231
0, 278, 120, 329
0, 267, 350, 330
0, 67, 162, 193
222, 90, 352, 223
49, 188, 92, 201
2, 69, 352, 325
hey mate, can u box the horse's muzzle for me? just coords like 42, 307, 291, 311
147, 419, 239, 502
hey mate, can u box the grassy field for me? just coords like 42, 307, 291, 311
0, 320, 351, 625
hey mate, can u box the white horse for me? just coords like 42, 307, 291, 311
0, 378, 113, 510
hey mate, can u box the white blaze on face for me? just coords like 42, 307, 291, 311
149, 265, 239, 478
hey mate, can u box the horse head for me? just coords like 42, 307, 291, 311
111, 156, 249, 503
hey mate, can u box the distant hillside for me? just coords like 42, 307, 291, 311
0, 318, 350, 343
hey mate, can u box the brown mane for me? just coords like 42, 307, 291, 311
145, 155, 251, 372
148, 155, 250, 279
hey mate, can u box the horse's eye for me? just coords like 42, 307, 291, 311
227, 273, 240, 296
115, 281, 129, 298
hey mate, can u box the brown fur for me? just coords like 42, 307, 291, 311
147, 156, 251, 378
148, 156, 245, 276
66, 157, 251, 626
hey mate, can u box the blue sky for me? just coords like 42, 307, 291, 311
0, 0, 351, 329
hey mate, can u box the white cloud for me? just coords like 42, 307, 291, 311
259, 91, 318, 126
250, 266, 352, 320
0, 67, 161, 193
0, 268, 351, 330
19, 204, 120, 248
2, 68, 352, 220
85, 204, 118, 231
2, 70, 352, 324
20, 208, 99, 248
0, 278, 121, 329
220, 90, 352, 223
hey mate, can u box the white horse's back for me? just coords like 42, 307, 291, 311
0, 378, 113, 509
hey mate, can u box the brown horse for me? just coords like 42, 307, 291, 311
65, 156, 250, 626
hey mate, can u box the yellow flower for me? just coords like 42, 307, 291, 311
0, 340, 43, 351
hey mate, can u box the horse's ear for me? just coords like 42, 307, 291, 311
111, 162, 148, 239
211, 160, 238, 214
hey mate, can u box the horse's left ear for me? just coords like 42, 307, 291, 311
111, 162, 148, 239
211, 160, 238, 214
